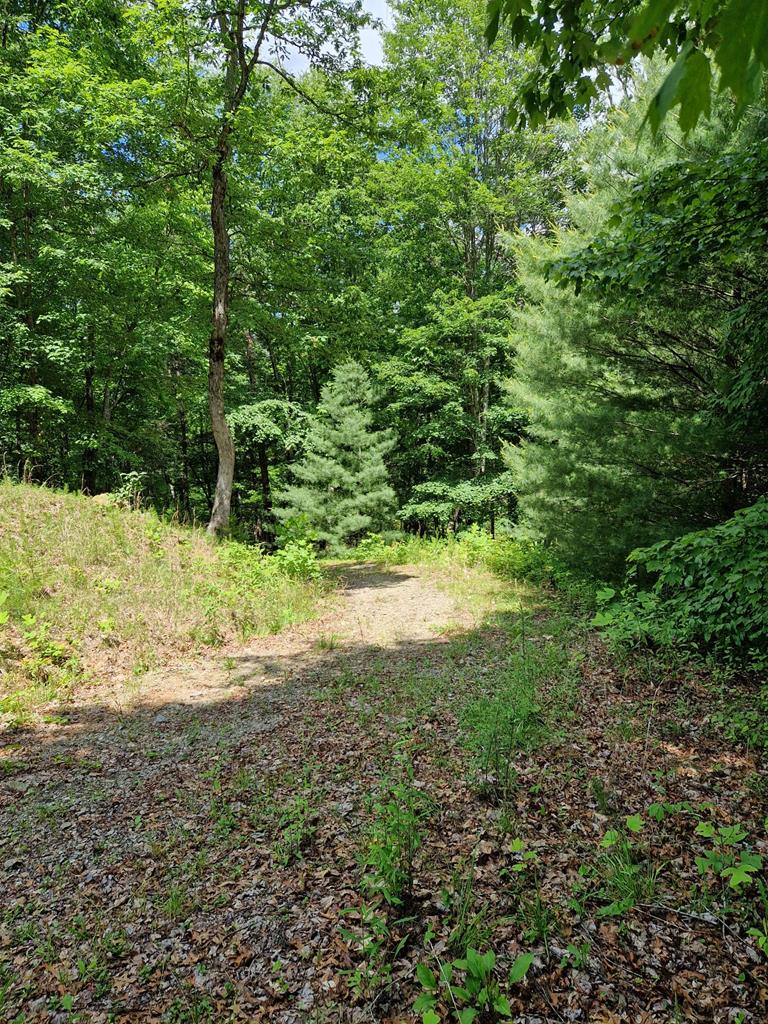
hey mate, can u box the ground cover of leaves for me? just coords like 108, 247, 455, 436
1, 562, 766, 1023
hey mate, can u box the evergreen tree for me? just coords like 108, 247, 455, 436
277, 362, 396, 548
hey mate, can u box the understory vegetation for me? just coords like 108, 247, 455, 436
1, 538, 766, 1022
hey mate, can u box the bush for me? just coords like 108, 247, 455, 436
270, 540, 321, 580
593, 499, 768, 668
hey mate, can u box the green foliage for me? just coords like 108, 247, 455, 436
594, 499, 768, 667
0, 482, 327, 722
439, 860, 496, 954
693, 820, 763, 890
274, 794, 316, 866
414, 946, 533, 1023
270, 540, 321, 580
361, 754, 429, 907
462, 608, 578, 797
277, 361, 396, 549
595, 825, 659, 917
338, 903, 409, 998
508, 76, 768, 580
485, 0, 768, 133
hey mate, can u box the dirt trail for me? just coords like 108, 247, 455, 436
124, 562, 470, 712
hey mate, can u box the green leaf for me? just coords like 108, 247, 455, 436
600, 829, 620, 848
625, 815, 644, 833
721, 861, 759, 889
677, 49, 712, 134
643, 41, 693, 135
494, 995, 512, 1015
509, 951, 534, 983
629, 0, 677, 46
423, 1011, 441, 1024
416, 963, 438, 991
695, 821, 716, 839
456, 1010, 477, 1024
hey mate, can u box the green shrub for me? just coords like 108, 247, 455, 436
361, 754, 429, 907
270, 539, 321, 580
594, 499, 768, 668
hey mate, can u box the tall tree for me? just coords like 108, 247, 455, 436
163, 0, 370, 534
507, 75, 768, 574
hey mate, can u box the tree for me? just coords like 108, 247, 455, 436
143, 0, 371, 535
277, 362, 396, 547
506, 74, 768, 575
485, 0, 768, 133
362, 0, 570, 527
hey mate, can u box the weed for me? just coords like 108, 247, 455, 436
694, 820, 763, 891
361, 754, 429, 907
439, 859, 495, 953
163, 993, 214, 1024
161, 885, 187, 920
274, 794, 316, 865
414, 942, 534, 1023
560, 941, 591, 969
589, 778, 613, 815
338, 903, 409, 998
596, 822, 659, 917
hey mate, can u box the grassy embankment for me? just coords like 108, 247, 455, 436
0, 481, 328, 726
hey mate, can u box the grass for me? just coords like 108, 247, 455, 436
0, 481, 330, 724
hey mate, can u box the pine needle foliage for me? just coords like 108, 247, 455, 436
277, 362, 396, 549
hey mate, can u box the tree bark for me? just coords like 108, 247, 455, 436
82, 358, 97, 495
206, 148, 236, 535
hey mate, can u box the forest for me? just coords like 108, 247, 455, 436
1, 1, 767, 1022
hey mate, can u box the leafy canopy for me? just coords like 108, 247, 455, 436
485, 1, 768, 132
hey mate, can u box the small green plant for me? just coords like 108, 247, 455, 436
161, 885, 186, 920
694, 821, 763, 890
559, 941, 591, 969
163, 992, 214, 1024
414, 945, 534, 1023
440, 859, 495, 953
589, 777, 613, 814
361, 754, 429, 907
338, 903, 408, 998
274, 794, 316, 865
271, 539, 321, 580
595, 818, 658, 917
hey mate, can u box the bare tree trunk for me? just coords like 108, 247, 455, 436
82, 348, 97, 495
206, 149, 236, 535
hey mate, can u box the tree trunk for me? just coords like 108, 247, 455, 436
206, 149, 236, 535
82, 356, 97, 495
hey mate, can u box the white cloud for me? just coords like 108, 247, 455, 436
359, 0, 393, 67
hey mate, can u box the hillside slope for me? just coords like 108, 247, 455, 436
0, 482, 327, 726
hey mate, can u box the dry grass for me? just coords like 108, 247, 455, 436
0, 481, 329, 724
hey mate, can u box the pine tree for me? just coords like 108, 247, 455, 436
277, 362, 396, 548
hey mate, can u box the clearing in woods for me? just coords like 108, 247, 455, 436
1, 560, 766, 1022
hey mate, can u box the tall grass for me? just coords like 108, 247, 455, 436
0, 482, 328, 721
